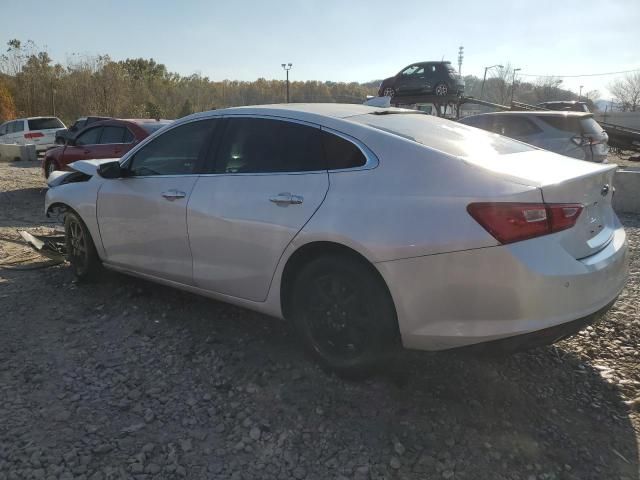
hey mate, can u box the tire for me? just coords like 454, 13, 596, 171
382, 87, 395, 97
45, 161, 56, 179
434, 83, 448, 96
289, 254, 399, 377
64, 211, 101, 281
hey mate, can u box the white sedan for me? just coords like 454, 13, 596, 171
45, 104, 629, 376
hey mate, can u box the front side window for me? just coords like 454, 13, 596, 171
128, 120, 215, 176
100, 126, 126, 144
401, 65, 423, 76
214, 118, 324, 174
75, 127, 103, 146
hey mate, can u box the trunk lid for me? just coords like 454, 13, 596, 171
463, 150, 618, 259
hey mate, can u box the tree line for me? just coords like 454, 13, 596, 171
0, 39, 379, 124
1, 39, 638, 125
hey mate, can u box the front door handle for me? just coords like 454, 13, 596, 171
161, 189, 186, 201
269, 192, 303, 205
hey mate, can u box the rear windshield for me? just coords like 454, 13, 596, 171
28, 117, 64, 130
537, 115, 602, 134
141, 121, 172, 134
351, 113, 533, 157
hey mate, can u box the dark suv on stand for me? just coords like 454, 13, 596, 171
378, 61, 465, 98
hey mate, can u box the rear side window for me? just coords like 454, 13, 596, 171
28, 118, 64, 130
75, 127, 103, 146
11, 121, 24, 133
215, 118, 324, 174
123, 129, 135, 143
322, 131, 367, 170
0, 123, 7, 135
100, 126, 126, 144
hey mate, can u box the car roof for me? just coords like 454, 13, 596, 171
184, 103, 411, 123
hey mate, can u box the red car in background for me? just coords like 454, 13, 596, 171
43, 118, 172, 178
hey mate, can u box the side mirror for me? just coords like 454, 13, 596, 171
97, 161, 123, 179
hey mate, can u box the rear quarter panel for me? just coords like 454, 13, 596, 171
296, 128, 543, 263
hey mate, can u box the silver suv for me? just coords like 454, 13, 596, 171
459, 111, 609, 162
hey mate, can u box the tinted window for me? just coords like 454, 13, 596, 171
28, 117, 64, 130
75, 127, 103, 146
123, 129, 134, 143
100, 126, 126, 144
11, 121, 25, 133
322, 131, 367, 170
129, 120, 214, 176
215, 118, 324, 174
536, 115, 589, 134
495, 116, 542, 137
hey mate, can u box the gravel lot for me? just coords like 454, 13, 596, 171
0, 160, 639, 480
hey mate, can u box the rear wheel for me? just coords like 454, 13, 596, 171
434, 83, 448, 96
64, 212, 101, 281
382, 87, 395, 97
289, 255, 399, 377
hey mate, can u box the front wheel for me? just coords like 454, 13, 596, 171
45, 161, 56, 179
289, 255, 399, 377
434, 83, 449, 96
64, 212, 101, 281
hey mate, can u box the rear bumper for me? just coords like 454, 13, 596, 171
457, 298, 615, 354
377, 223, 629, 351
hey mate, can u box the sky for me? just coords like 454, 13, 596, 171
2, 0, 638, 99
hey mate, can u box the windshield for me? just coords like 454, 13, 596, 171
352, 113, 533, 157
28, 117, 64, 130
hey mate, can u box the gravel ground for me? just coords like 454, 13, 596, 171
0, 160, 639, 480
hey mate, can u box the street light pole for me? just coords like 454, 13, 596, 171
281, 63, 293, 103
510, 68, 521, 105
480, 64, 503, 100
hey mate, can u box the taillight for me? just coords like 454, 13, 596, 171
467, 202, 583, 244
571, 135, 603, 146
24, 132, 44, 139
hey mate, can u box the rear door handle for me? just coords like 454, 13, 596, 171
269, 192, 303, 205
161, 189, 186, 201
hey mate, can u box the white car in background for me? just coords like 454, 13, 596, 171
0, 116, 66, 153
45, 104, 628, 376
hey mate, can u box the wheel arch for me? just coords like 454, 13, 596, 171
279, 240, 398, 327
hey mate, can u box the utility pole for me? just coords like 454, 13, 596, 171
457, 46, 464, 77
579, 85, 584, 101
481, 64, 503, 100
281, 63, 293, 103
510, 68, 521, 105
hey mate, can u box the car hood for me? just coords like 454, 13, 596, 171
47, 158, 118, 188
380, 76, 395, 87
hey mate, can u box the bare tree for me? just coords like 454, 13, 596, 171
609, 72, 640, 112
